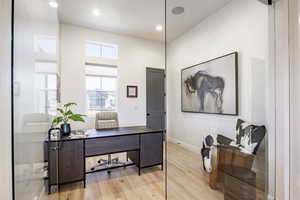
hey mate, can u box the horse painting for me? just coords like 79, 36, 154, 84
181, 53, 237, 115
184, 71, 225, 113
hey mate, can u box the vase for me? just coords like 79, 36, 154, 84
61, 123, 71, 136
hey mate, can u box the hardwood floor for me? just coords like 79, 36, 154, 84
167, 142, 222, 200
45, 142, 222, 200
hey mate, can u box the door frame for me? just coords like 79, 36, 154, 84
287, 1, 300, 199
10, 0, 15, 199
273, 0, 298, 199
0, 0, 13, 200
275, 0, 300, 200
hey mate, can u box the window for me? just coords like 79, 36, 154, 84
85, 42, 118, 59
86, 64, 117, 112
33, 35, 58, 115
34, 72, 58, 115
102, 44, 117, 59
34, 35, 57, 54
85, 42, 101, 57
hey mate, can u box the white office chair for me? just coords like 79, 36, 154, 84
91, 111, 125, 172
95, 111, 119, 130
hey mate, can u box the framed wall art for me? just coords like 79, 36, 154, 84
181, 52, 238, 115
127, 85, 138, 98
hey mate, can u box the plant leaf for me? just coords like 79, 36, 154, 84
69, 114, 85, 122
65, 110, 73, 116
52, 116, 63, 125
57, 108, 65, 115
64, 102, 77, 108
55, 102, 85, 124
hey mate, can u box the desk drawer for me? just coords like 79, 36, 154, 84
85, 135, 139, 156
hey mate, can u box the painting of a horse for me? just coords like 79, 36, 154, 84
184, 71, 225, 113
181, 52, 238, 115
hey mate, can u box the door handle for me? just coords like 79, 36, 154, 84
49, 146, 59, 151
147, 113, 150, 116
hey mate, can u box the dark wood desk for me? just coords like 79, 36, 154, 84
45, 126, 164, 194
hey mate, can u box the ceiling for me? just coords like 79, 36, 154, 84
56, 0, 232, 42
165, 0, 232, 42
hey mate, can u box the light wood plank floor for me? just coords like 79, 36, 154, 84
45, 142, 222, 200
167, 142, 222, 200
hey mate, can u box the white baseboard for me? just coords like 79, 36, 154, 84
167, 137, 201, 154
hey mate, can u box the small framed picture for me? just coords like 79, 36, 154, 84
127, 86, 138, 98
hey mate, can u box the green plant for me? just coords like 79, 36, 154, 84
52, 102, 86, 126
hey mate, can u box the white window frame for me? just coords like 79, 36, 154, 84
85, 69, 118, 112
35, 72, 58, 115
34, 35, 57, 55
85, 40, 119, 59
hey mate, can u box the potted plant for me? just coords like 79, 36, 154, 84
52, 102, 86, 136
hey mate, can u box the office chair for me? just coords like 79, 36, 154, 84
91, 111, 125, 172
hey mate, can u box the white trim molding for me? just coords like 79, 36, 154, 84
287, 0, 300, 199
0, 0, 12, 199
273, 0, 293, 199
167, 137, 201, 154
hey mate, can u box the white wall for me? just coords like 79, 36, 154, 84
0, 0, 12, 199
167, 0, 268, 152
60, 24, 165, 129
290, 0, 300, 199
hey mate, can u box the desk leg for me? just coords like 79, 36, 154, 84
48, 185, 51, 195
83, 179, 86, 188
138, 149, 141, 176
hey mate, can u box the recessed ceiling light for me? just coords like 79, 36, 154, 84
92, 9, 101, 16
156, 25, 163, 32
48, 1, 58, 8
172, 6, 185, 15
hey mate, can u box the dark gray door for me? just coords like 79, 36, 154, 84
146, 68, 165, 129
